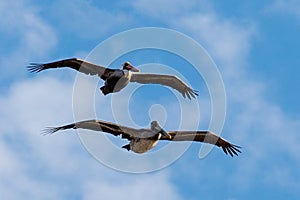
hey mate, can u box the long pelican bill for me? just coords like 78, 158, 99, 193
126, 63, 139, 72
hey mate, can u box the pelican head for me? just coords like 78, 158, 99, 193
122, 62, 140, 72
150, 121, 171, 139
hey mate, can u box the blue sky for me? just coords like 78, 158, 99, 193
1, 0, 300, 199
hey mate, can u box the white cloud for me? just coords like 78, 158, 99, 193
173, 13, 255, 69
0, 77, 76, 199
0, 0, 57, 81
49, 0, 133, 40
267, 0, 300, 20
0, 76, 182, 199
83, 173, 181, 200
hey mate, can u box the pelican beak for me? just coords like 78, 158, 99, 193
160, 128, 171, 139
127, 63, 140, 72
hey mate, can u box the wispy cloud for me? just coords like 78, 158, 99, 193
48, 0, 133, 40
267, 0, 300, 20
0, 0, 57, 82
0, 76, 182, 199
83, 172, 181, 200
173, 13, 255, 69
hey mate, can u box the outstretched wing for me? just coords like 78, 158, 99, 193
27, 58, 115, 80
130, 73, 198, 99
160, 131, 241, 157
42, 119, 143, 139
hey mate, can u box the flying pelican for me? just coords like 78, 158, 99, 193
43, 120, 241, 156
28, 58, 198, 99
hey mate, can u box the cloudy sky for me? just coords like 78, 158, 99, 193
1, 0, 300, 199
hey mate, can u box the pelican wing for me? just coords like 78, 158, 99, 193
43, 119, 144, 139
27, 58, 115, 80
130, 73, 198, 99
160, 131, 241, 157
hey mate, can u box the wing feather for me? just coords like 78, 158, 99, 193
42, 119, 142, 139
27, 58, 115, 80
130, 73, 198, 99
160, 131, 241, 157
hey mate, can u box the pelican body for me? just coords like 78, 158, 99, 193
99, 62, 137, 95
45, 120, 169, 154
28, 58, 198, 99
43, 120, 241, 156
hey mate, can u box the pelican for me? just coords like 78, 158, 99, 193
28, 58, 198, 99
43, 120, 241, 156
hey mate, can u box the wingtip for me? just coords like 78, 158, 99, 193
193, 90, 199, 96
183, 89, 199, 100
232, 145, 242, 154
187, 89, 199, 99
227, 144, 242, 157
27, 63, 45, 73
41, 127, 60, 135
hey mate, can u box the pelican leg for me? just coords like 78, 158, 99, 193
100, 85, 109, 95
122, 144, 130, 151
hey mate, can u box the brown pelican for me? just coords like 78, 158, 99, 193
43, 120, 241, 156
28, 58, 198, 99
